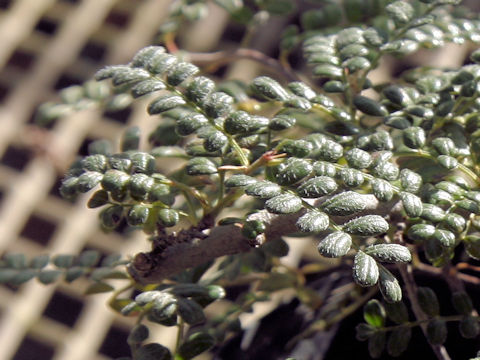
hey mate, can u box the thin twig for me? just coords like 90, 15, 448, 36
397, 264, 451, 360
185, 48, 299, 82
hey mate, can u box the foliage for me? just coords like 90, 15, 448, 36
4, 0, 480, 359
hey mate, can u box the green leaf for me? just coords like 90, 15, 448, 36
136, 343, 172, 360
224, 111, 268, 134
437, 155, 458, 169
245, 181, 282, 199
77, 250, 100, 267
251, 76, 290, 101
296, 210, 329, 233
339, 168, 364, 187
364, 299, 386, 328
53, 254, 75, 268
417, 287, 440, 317
378, 265, 402, 303
37, 270, 62, 284
87, 190, 109, 208
317, 231, 352, 258
112, 67, 150, 86
177, 297, 206, 325
321, 191, 368, 216
30, 254, 50, 269
400, 192, 423, 218
203, 92, 233, 118
451, 291, 474, 316
353, 251, 379, 287
316, 140, 343, 162
242, 220, 266, 240
269, 114, 296, 131
4, 253, 27, 269
459, 316, 479, 339
399, 169, 422, 193
386, 1, 413, 25
65, 267, 86, 282
178, 332, 216, 360
127, 324, 149, 345
186, 157, 218, 175
343, 215, 389, 236
421, 203, 446, 222
204, 130, 228, 152
76, 172, 103, 193
432, 229, 455, 248
426, 319, 447, 345
353, 95, 387, 117
278, 140, 313, 158
157, 208, 179, 227
131, 46, 165, 68
313, 161, 336, 177
365, 244, 411, 263
85, 282, 115, 295
127, 205, 150, 226
265, 193, 302, 214
407, 224, 435, 243
385, 301, 409, 324
387, 327, 411, 357
368, 331, 386, 359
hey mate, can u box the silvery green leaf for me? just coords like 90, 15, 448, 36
112, 67, 150, 86
225, 175, 257, 188
343, 215, 389, 236
456, 199, 480, 214
432, 137, 457, 156
81, 154, 108, 173
284, 96, 311, 110
269, 114, 296, 131
399, 169, 422, 193
383, 85, 411, 106
251, 76, 290, 101
225, 111, 269, 134
131, 46, 165, 68
342, 56, 371, 73
336, 27, 364, 48
317, 140, 343, 162
147, 95, 186, 115
129, 174, 155, 200
265, 193, 302, 214
245, 181, 282, 199
185, 76, 215, 104
313, 161, 336, 177
384, 116, 411, 129
321, 191, 368, 216
340, 168, 364, 187
386, 1, 413, 25
365, 244, 411, 263
297, 176, 337, 198
204, 130, 228, 152
296, 210, 329, 233
345, 148, 372, 169
353, 251, 379, 287
371, 178, 394, 202
437, 155, 458, 169
131, 79, 166, 98
101, 169, 130, 194
313, 64, 343, 78
241, 220, 266, 240
276, 158, 312, 185
403, 126, 425, 149
127, 205, 150, 226
443, 213, 466, 233
128, 324, 149, 345
166, 62, 199, 86
176, 113, 208, 136
378, 266, 402, 303
287, 81, 316, 100
203, 92, 233, 118
131, 152, 156, 174
76, 171, 103, 193
317, 231, 352, 258
177, 297, 206, 325
400, 192, 423, 218
432, 229, 455, 248
371, 161, 399, 181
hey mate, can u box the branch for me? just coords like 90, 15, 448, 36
128, 194, 392, 284
185, 48, 300, 82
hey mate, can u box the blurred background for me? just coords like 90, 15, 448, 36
0, 1, 479, 359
